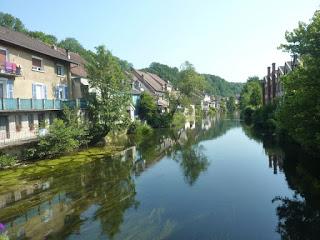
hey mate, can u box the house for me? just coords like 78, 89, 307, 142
261, 56, 299, 105
128, 88, 141, 121
201, 94, 218, 111
0, 26, 84, 146
130, 68, 171, 112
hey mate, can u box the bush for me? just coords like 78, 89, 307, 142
171, 112, 186, 128
0, 154, 17, 168
252, 103, 278, 133
28, 118, 89, 159
127, 121, 153, 135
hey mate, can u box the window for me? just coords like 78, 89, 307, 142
55, 84, 68, 100
32, 56, 43, 71
56, 64, 64, 76
0, 116, 9, 139
32, 83, 47, 99
15, 115, 22, 132
28, 114, 34, 130
0, 48, 7, 67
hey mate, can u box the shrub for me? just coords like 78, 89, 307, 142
171, 112, 186, 128
0, 154, 17, 168
127, 121, 153, 136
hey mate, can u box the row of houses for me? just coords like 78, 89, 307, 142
261, 55, 299, 105
0, 26, 174, 146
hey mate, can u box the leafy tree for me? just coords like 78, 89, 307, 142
227, 96, 236, 112
277, 10, 320, 152
138, 92, 157, 122
177, 61, 206, 102
0, 12, 26, 32
58, 37, 87, 55
142, 62, 180, 86
28, 31, 58, 45
239, 76, 262, 111
86, 45, 131, 142
202, 74, 244, 97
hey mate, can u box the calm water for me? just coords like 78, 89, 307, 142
0, 115, 319, 240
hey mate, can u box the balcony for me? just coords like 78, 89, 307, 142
0, 98, 87, 111
0, 62, 22, 77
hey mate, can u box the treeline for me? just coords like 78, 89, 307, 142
143, 62, 243, 97
240, 10, 320, 155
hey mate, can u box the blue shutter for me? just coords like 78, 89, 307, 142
44, 85, 47, 99
64, 86, 69, 99
55, 86, 59, 99
32, 84, 36, 99
7, 80, 14, 98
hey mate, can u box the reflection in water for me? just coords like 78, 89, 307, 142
243, 124, 320, 240
3, 115, 318, 239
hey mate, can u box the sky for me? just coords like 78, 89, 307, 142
1, 0, 319, 82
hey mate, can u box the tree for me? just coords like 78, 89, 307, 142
58, 37, 87, 56
86, 46, 131, 142
138, 92, 157, 122
0, 12, 26, 32
28, 31, 58, 45
177, 61, 206, 102
239, 76, 262, 111
227, 96, 236, 112
142, 62, 180, 86
277, 10, 320, 152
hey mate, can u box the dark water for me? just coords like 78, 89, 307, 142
0, 115, 319, 240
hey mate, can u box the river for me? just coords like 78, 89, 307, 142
0, 115, 319, 240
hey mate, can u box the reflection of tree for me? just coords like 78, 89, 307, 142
174, 144, 209, 185
242, 122, 320, 240
272, 196, 320, 240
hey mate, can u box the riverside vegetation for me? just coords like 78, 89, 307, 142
240, 10, 320, 157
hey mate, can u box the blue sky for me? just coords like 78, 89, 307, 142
1, 0, 319, 82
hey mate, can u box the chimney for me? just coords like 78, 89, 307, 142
66, 49, 71, 60
51, 44, 57, 50
267, 66, 271, 103
272, 63, 276, 99
292, 54, 298, 68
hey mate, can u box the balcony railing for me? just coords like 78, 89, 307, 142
0, 62, 22, 76
0, 98, 87, 111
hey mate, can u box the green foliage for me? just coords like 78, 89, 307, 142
252, 103, 278, 133
28, 31, 58, 45
177, 62, 206, 102
277, 10, 320, 153
226, 96, 236, 112
58, 37, 88, 56
171, 112, 186, 128
86, 46, 131, 142
0, 154, 17, 168
202, 74, 244, 97
240, 76, 262, 111
142, 62, 179, 86
127, 121, 153, 136
0, 12, 26, 32
33, 118, 88, 159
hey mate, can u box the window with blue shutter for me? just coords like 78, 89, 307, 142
32, 84, 36, 99
7, 80, 14, 98
43, 85, 47, 99
64, 86, 69, 99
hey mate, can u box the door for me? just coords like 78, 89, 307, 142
35, 85, 42, 99
0, 116, 9, 139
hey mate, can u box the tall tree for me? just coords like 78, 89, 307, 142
277, 10, 320, 153
58, 37, 87, 56
86, 46, 131, 142
177, 61, 206, 102
28, 31, 58, 45
239, 76, 262, 110
0, 12, 26, 32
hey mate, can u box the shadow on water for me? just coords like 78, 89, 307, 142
242, 123, 320, 240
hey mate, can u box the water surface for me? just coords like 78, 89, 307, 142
0, 115, 319, 239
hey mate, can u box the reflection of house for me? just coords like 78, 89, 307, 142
130, 69, 172, 112
262, 56, 299, 105
201, 94, 219, 111
0, 26, 86, 146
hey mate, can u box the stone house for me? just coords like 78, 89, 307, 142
0, 26, 85, 146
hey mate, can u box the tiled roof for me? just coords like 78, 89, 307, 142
0, 26, 76, 63
133, 69, 168, 93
